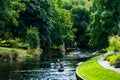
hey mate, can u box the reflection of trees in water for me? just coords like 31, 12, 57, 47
20, 59, 39, 70
0, 59, 40, 80
0, 50, 76, 80
41, 49, 62, 61
0, 63, 21, 80
18, 59, 40, 80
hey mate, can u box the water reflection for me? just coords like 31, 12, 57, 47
0, 54, 76, 80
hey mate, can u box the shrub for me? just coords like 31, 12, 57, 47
107, 55, 117, 66
0, 51, 10, 62
0, 49, 23, 62
27, 27, 40, 49
103, 51, 115, 60
7, 38, 21, 48
27, 48, 42, 59
116, 52, 120, 57
115, 57, 120, 68
106, 46, 115, 51
10, 49, 22, 62
108, 36, 120, 51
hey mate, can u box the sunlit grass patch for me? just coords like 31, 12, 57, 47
0, 47, 33, 59
76, 56, 120, 80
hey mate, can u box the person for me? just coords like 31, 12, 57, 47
74, 42, 77, 50
61, 43, 66, 51
60, 63, 64, 68
56, 59, 61, 66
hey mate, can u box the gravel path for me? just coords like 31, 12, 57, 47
98, 57, 120, 73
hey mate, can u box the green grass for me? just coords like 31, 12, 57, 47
0, 47, 33, 58
0, 47, 11, 51
76, 55, 120, 80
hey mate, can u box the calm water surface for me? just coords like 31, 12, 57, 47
0, 52, 77, 80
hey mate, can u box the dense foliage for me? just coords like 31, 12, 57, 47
19, 0, 53, 51
0, 0, 120, 52
51, 0, 74, 48
0, 0, 25, 39
88, 0, 120, 49
27, 27, 40, 49
103, 36, 120, 68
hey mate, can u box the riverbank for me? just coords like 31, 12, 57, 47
0, 47, 41, 62
76, 55, 120, 80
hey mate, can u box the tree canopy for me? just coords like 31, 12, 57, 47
0, 0, 120, 51
88, 0, 120, 49
0, 0, 25, 38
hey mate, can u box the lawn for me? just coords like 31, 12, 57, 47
76, 55, 120, 80
0, 47, 33, 58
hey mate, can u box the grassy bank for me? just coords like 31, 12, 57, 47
0, 47, 35, 62
76, 55, 120, 80
0, 47, 33, 58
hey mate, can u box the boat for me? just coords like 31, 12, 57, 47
58, 67, 64, 72
58, 64, 64, 72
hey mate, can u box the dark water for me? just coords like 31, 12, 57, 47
0, 52, 77, 80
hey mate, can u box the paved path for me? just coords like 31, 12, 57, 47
98, 57, 120, 73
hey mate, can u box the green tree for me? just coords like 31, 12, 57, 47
50, 0, 74, 48
27, 27, 40, 49
71, 6, 90, 48
20, 0, 53, 51
64, 0, 92, 49
0, 0, 25, 37
88, 0, 120, 49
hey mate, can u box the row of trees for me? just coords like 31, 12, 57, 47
0, 0, 120, 51
89, 0, 120, 49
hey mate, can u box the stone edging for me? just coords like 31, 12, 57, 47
98, 57, 120, 73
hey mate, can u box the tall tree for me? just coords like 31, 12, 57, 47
88, 0, 120, 49
20, 0, 53, 51
50, 0, 74, 48
0, 0, 25, 38
71, 6, 90, 48
64, 0, 92, 48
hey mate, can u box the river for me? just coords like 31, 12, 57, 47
0, 51, 77, 80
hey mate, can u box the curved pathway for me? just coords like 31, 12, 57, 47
98, 57, 120, 73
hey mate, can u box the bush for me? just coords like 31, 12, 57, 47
115, 57, 120, 68
0, 49, 23, 62
8, 38, 21, 48
106, 46, 115, 51
10, 49, 21, 62
108, 36, 120, 51
103, 51, 115, 60
107, 55, 117, 66
27, 48, 42, 59
0, 51, 10, 62
27, 27, 40, 49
